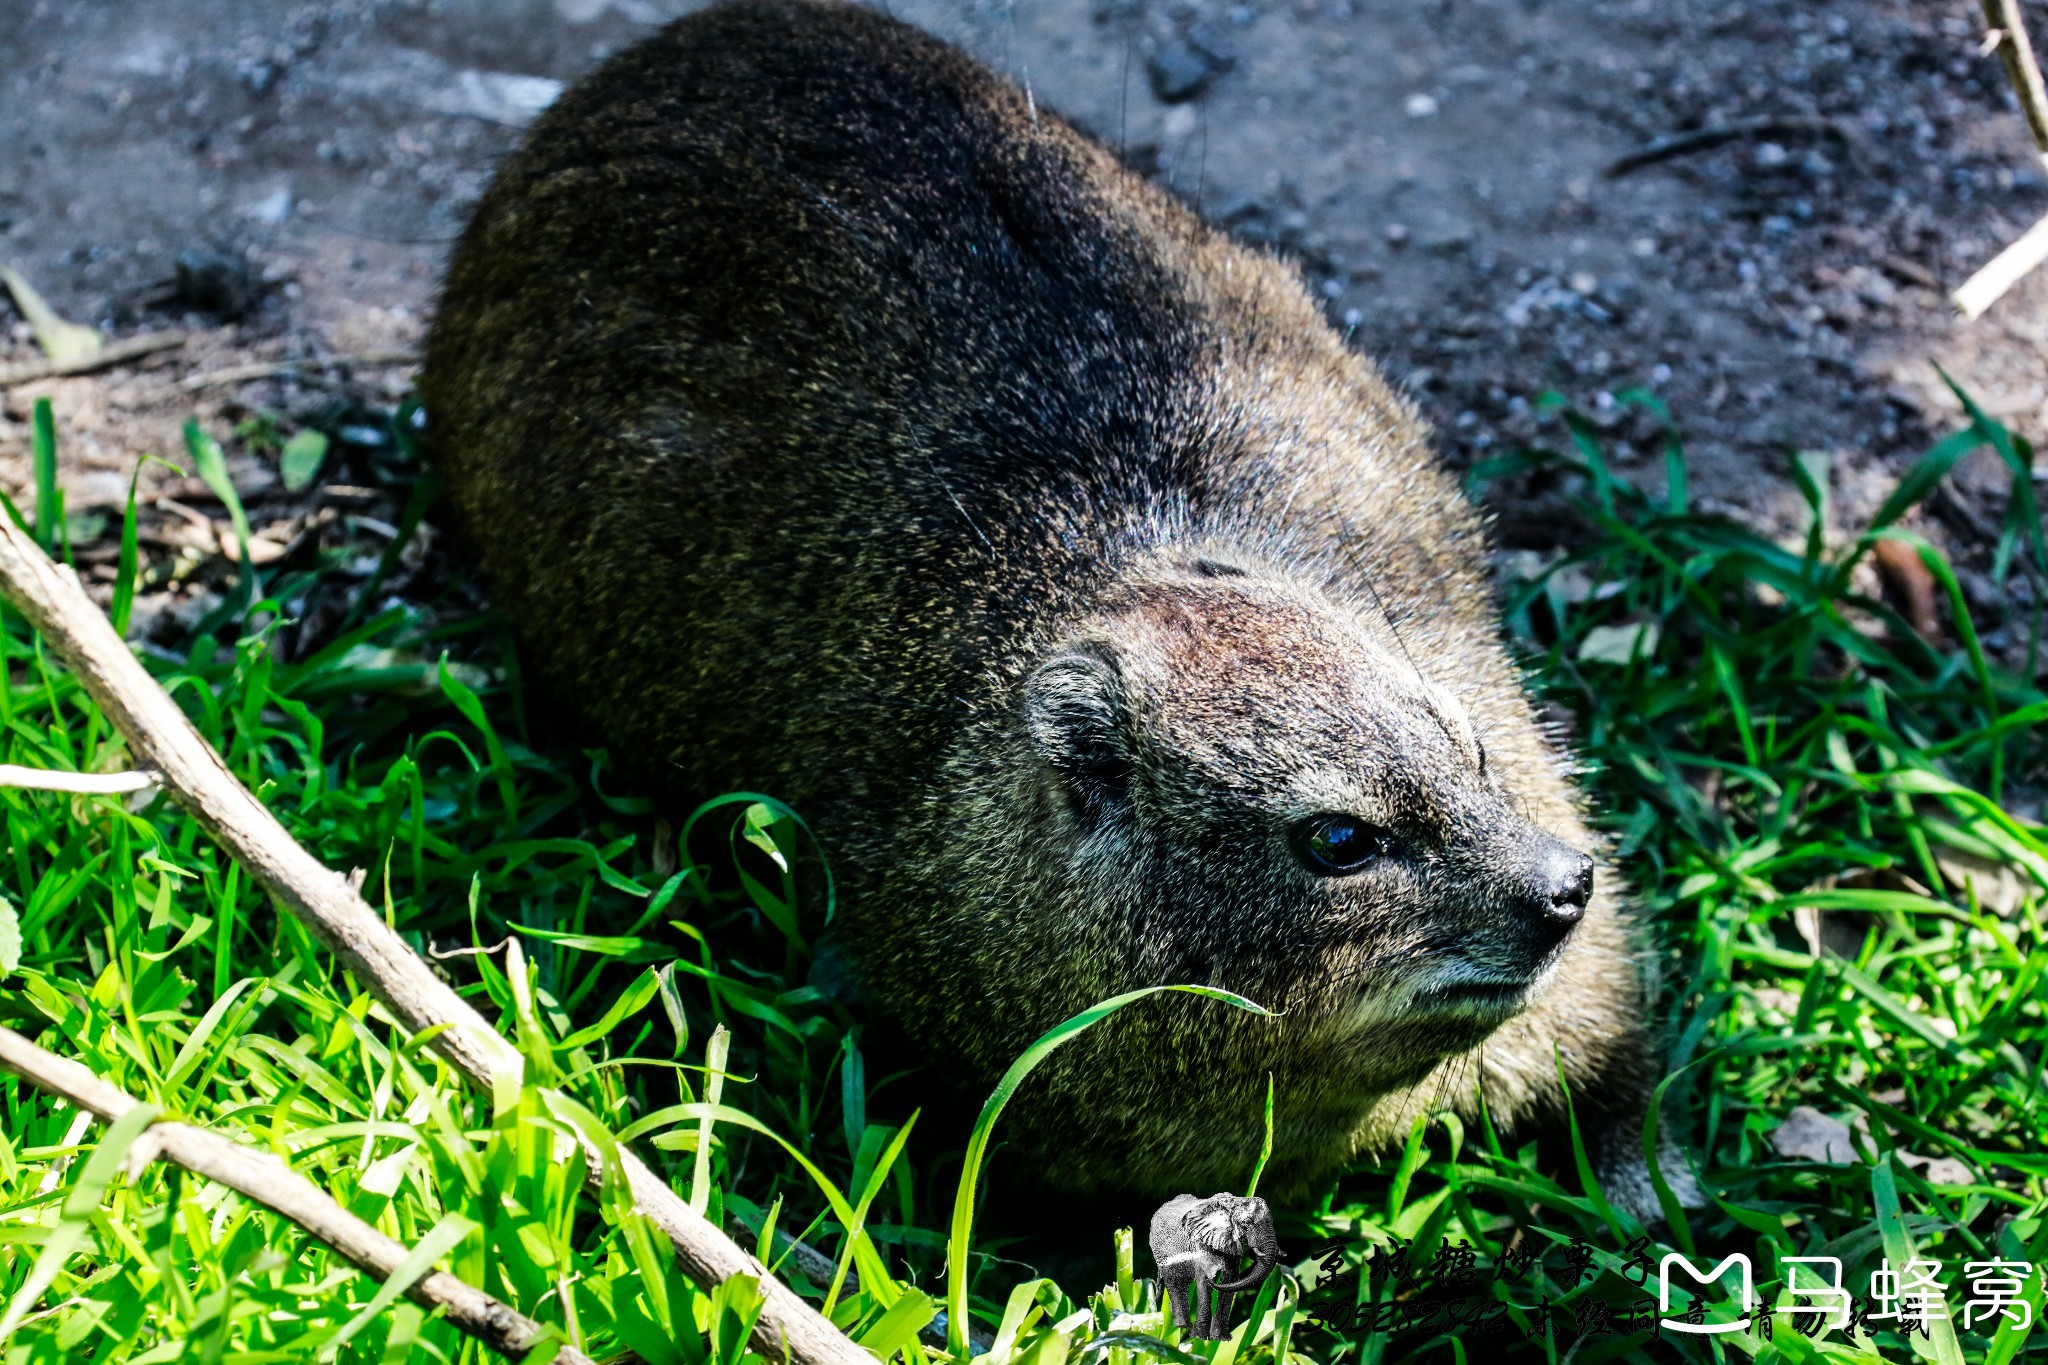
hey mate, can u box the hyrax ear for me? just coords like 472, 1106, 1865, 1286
1022, 647, 1132, 806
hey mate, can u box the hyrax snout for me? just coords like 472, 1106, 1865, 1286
423, 0, 1686, 1218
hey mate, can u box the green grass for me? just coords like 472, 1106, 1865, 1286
0, 387, 2042, 1364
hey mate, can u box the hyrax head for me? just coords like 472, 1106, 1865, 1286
1018, 552, 1593, 1041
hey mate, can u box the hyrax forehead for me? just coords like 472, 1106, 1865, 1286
1089, 558, 1489, 821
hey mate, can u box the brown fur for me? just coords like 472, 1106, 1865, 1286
423, 0, 1679, 1214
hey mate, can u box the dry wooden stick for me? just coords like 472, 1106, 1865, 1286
1955, 211, 2048, 319
0, 517, 872, 1365
726, 1209, 986, 1353
1982, 0, 2048, 160
0, 1024, 594, 1363
729, 1209, 843, 1293
0, 764, 155, 794
1957, 2, 2048, 318
178, 349, 420, 392
0, 524, 524, 1086
0, 332, 187, 388
1602, 115, 1851, 179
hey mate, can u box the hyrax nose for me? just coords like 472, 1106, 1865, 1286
1537, 846, 1595, 927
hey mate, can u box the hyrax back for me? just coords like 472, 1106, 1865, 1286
426, 0, 1668, 1212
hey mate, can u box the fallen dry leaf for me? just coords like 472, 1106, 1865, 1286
1898, 1150, 1975, 1186
1771, 1105, 1859, 1165
1934, 847, 2034, 917
0, 266, 102, 364
1871, 537, 1940, 638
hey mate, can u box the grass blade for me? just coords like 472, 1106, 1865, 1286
0, 1101, 160, 1342
317, 1212, 479, 1360
184, 420, 253, 572
943, 984, 1271, 1357
29, 399, 60, 557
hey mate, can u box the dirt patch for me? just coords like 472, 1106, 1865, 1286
1, 0, 2041, 663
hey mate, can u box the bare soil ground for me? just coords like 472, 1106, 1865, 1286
0, 0, 2042, 662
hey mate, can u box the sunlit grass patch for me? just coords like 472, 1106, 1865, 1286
0, 389, 2040, 1363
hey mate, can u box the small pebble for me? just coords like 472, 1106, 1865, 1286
1148, 36, 1231, 103
245, 186, 293, 225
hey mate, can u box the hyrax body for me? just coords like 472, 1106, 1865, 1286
425, 0, 1674, 1213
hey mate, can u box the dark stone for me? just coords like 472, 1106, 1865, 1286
1183, 22, 1234, 64
237, 57, 281, 97
1215, 193, 1269, 224
1215, 194, 1272, 242
173, 247, 258, 319
1593, 277, 1638, 317
1148, 37, 1230, 102
1120, 140, 1163, 177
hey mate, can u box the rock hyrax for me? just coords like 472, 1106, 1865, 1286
424, 0, 1681, 1216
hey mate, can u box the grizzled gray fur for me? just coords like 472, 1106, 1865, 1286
424, 0, 1686, 1215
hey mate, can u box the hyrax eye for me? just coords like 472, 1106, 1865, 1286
1293, 814, 1393, 876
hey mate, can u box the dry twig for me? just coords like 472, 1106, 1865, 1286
1955, 212, 2048, 320
177, 349, 420, 392
1877, 254, 1942, 291
1956, 2, 2048, 318
0, 1025, 594, 1364
1982, 0, 2048, 159
0, 764, 155, 794
1602, 115, 1852, 178
726, 1209, 990, 1354
0, 332, 186, 388
0, 515, 871, 1365
730, 1209, 845, 1291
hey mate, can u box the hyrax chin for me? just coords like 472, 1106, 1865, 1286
424, 0, 1688, 1218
